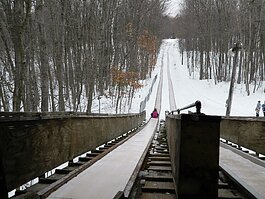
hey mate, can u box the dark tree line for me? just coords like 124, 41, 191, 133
0, 0, 168, 112
175, 0, 265, 96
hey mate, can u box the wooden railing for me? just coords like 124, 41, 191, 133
220, 117, 265, 155
165, 113, 265, 198
0, 111, 146, 197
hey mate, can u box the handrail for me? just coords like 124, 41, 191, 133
170, 100, 201, 114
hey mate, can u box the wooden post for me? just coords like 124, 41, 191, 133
167, 114, 221, 199
0, 152, 8, 199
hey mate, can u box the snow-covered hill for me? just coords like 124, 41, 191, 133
93, 39, 265, 120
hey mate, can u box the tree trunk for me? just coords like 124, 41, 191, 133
226, 44, 240, 116
11, 0, 31, 111
36, 0, 49, 111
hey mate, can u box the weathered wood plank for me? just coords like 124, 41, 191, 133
0, 112, 145, 192
142, 181, 175, 192
166, 114, 221, 199
220, 117, 265, 155
141, 193, 176, 199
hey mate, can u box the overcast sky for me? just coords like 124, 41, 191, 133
165, 0, 182, 17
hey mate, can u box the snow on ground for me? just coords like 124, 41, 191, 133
94, 39, 265, 119
165, 39, 264, 117
132, 39, 264, 119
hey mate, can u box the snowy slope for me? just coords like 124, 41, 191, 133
132, 39, 265, 119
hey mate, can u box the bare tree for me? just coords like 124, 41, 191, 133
175, 0, 265, 98
0, 0, 166, 112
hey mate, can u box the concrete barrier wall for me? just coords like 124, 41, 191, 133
0, 112, 145, 192
220, 117, 265, 155
166, 114, 221, 199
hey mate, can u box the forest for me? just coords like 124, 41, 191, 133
0, 0, 168, 112
1, 0, 265, 113
174, 0, 265, 97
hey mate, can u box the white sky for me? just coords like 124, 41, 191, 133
164, 0, 182, 17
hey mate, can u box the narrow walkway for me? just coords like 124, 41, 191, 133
220, 146, 265, 199
48, 119, 158, 199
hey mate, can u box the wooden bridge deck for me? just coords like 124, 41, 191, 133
47, 119, 158, 199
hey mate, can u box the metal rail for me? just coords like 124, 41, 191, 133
170, 100, 202, 114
